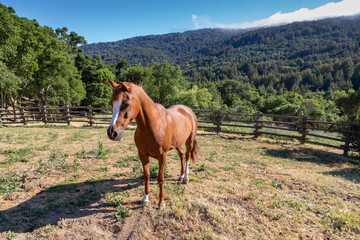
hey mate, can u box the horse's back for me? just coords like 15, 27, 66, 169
167, 105, 196, 124
166, 105, 197, 148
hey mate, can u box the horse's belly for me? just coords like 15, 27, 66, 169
171, 123, 191, 149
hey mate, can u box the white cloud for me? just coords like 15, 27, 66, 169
192, 0, 360, 29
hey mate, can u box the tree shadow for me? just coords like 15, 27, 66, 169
323, 168, 360, 184
0, 177, 143, 233
265, 148, 348, 166
265, 147, 360, 183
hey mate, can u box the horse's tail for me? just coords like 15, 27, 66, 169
190, 138, 199, 164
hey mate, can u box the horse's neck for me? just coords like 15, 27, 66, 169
134, 87, 163, 131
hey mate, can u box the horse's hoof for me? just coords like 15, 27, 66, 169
178, 175, 184, 181
182, 178, 189, 184
141, 194, 149, 206
158, 204, 166, 210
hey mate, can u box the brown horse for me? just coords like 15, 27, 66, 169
107, 79, 199, 207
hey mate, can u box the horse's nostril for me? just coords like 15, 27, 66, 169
112, 131, 117, 138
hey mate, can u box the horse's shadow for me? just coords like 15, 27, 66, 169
0, 177, 143, 233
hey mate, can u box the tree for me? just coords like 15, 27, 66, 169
115, 59, 129, 79
148, 62, 187, 107
168, 85, 215, 109
335, 89, 360, 121
120, 62, 187, 107
85, 68, 115, 107
56, 27, 87, 54
0, 62, 21, 108
0, 3, 86, 107
27, 26, 85, 106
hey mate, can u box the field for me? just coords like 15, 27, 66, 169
0, 125, 359, 240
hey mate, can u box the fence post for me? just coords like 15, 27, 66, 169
65, 105, 71, 126
42, 105, 48, 124
215, 110, 222, 135
253, 113, 262, 139
20, 107, 27, 125
88, 105, 93, 127
13, 107, 19, 122
300, 117, 309, 144
0, 108, 4, 124
343, 121, 351, 157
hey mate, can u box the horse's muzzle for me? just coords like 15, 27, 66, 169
107, 127, 124, 141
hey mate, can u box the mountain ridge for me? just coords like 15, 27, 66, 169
81, 14, 360, 68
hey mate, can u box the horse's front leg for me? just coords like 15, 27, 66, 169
157, 153, 167, 208
139, 152, 150, 205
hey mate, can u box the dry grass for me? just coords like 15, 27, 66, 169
0, 124, 359, 239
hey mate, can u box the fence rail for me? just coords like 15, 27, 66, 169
1, 106, 360, 157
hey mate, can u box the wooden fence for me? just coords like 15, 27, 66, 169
1, 106, 360, 157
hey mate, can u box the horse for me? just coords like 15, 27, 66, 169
107, 79, 199, 207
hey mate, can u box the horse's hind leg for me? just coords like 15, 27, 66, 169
183, 139, 193, 184
176, 146, 185, 181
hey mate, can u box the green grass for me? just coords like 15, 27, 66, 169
196, 163, 219, 178
64, 131, 86, 143
150, 164, 168, 180
115, 205, 133, 222
105, 192, 124, 207
249, 179, 266, 187
0, 147, 32, 165
0, 172, 27, 198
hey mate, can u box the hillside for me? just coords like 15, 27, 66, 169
190, 16, 360, 68
81, 28, 248, 65
82, 15, 360, 68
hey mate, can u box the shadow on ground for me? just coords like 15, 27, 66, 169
265, 148, 360, 183
323, 168, 360, 183
0, 177, 143, 233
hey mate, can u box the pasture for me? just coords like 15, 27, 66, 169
0, 125, 359, 239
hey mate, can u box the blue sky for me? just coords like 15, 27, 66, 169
1, 0, 359, 44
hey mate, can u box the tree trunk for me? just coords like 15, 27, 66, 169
45, 87, 49, 107
1, 89, 4, 109
11, 98, 20, 122
39, 89, 45, 107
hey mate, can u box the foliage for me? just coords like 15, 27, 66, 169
119, 62, 188, 107
0, 3, 86, 107
115, 205, 133, 222
3, 2, 360, 125
105, 192, 124, 207
82, 28, 247, 66
335, 89, 360, 151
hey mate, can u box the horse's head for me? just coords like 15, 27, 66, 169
107, 79, 140, 141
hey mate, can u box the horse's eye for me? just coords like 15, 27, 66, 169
121, 103, 129, 110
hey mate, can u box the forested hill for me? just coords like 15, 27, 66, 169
191, 15, 360, 68
82, 15, 360, 67
81, 28, 249, 65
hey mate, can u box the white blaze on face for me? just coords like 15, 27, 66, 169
110, 100, 121, 130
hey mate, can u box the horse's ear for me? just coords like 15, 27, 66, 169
119, 82, 131, 91
108, 78, 119, 89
